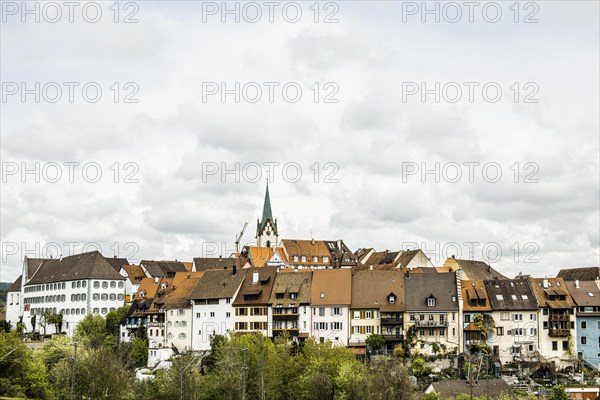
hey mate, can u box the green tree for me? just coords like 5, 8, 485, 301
366, 334, 385, 352
31, 314, 37, 333
0, 320, 10, 333
412, 356, 426, 376
47, 312, 63, 334
75, 314, 106, 348
549, 384, 570, 400
368, 358, 415, 400
105, 306, 129, 337
129, 336, 149, 368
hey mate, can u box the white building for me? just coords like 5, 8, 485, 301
190, 268, 247, 351
309, 269, 352, 346
163, 272, 204, 352
9, 252, 126, 336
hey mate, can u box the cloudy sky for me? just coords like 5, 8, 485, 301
1, 1, 599, 283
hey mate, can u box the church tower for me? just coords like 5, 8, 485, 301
256, 182, 278, 248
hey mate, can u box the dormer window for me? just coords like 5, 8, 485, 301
276, 293, 284, 299
427, 297, 436, 307
323, 256, 329, 263
139, 291, 145, 298
313, 256, 318, 263
290, 293, 298, 299
388, 295, 396, 304
294, 256, 298, 262
301, 256, 306, 262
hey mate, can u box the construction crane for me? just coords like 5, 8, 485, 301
235, 222, 248, 257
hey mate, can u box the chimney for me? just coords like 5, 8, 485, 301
575, 279, 580, 289
543, 279, 549, 288
253, 271, 259, 284
311, 238, 315, 245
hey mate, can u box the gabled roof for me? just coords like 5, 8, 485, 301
122, 265, 146, 284
405, 272, 459, 311
140, 260, 189, 277
163, 272, 205, 309
429, 379, 514, 399
25, 257, 53, 280
193, 257, 239, 272
311, 269, 352, 305
7, 275, 22, 292
484, 279, 538, 310
248, 246, 288, 268
104, 257, 129, 272
528, 277, 575, 309
268, 270, 312, 305
189, 269, 247, 300
564, 280, 600, 309
444, 257, 508, 281
25, 251, 124, 285
351, 270, 405, 312
134, 277, 170, 301
462, 280, 492, 312
323, 240, 358, 268
233, 266, 278, 306
282, 239, 331, 265
557, 267, 600, 282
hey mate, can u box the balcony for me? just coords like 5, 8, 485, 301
549, 314, 570, 322
272, 312, 299, 318
382, 334, 404, 341
415, 320, 448, 328
548, 328, 571, 338
381, 318, 403, 325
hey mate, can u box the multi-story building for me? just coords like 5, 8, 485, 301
564, 279, 600, 370
232, 266, 277, 336
163, 272, 204, 352
268, 270, 312, 340
484, 278, 539, 364
442, 257, 508, 281
529, 277, 577, 369
281, 239, 357, 269
248, 246, 288, 268
190, 268, 247, 351
404, 271, 460, 355
14, 252, 127, 336
139, 259, 191, 278
461, 280, 493, 354
310, 269, 352, 346
349, 270, 405, 354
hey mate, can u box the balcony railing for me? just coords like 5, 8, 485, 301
381, 318, 403, 325
549, 315, 570, 322
415, 320, 448, 327
382, 334, 404, 341
272, 313, 300, 318
548, 328, 571, 338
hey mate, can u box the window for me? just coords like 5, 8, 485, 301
427, 298, 436, 307
109, 294, 116, 301
118, 294, 124, 301
319, 307, 325, 316
410, 314, 415, 321
118, 281, 124, 288
366, 326, 372, 334
72, 282, 76, 289
581, 321, 587, 329
301, 256, 306, 262
101, 294, 108, 301
496, 295, 504, 301
110, 281, 116, 288
512, 314, 523, 321
521, 295, 528, 300
94, 281, 100, 288
552, 341, 558, 351
93, 294, 100, 301
102, 282, 108, 289
496, 327, 504, 336
354, 326, 360, 334
581, 337, 587, 345
389, 295, 395, 304
320, 292, 325, 299
313, 256, 318, 263
226, 312, 230, 318
464, 315, 471, 323
179, 333, 186, 339
82, 281, 86, 288
77, 281, 81, 288
323, 256, 329, 262
293, 256, 298, 262
530, 313, 536, 321
562, 341, 569, 351
511, 295, 517, 300
501, 312, 510, 321
354, 311, 360, 319
210, 312, 215, 318
93, 308, 99, 314
365, 311, 372, 319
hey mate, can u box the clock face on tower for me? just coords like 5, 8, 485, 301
266, 230, 271, 235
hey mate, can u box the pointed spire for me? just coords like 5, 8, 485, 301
261, 180, 273, 224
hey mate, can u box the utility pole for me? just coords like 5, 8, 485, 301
71, 341, 77, 400
242, 347, 248, 400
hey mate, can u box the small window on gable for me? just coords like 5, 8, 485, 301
427, 297, 436, 307
320, 292, 325, 298
389, 295, 395, 304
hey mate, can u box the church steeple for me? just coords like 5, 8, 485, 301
256, 182, 278, 248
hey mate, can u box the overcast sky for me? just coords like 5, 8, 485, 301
1, 1, 599, 283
